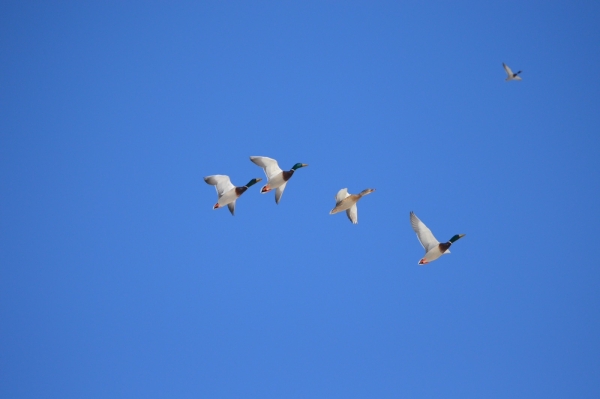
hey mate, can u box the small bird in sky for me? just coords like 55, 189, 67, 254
503, 62, 522, 81
410, 211, 465, 265
204, 175, 262, 215
330, 188, 375, 224
250, 156, 308, 204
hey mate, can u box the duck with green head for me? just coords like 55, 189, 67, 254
503, 62, 522, 81
204, 175, 262, 215
410, 211, 465, 265
250, 156, 308, 204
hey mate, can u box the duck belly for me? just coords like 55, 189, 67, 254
217, 189, 237, 206
332, 197, 356, 213
423, 247, 445, 263
267, 173, 286, 189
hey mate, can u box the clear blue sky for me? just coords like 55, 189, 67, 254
1, 2, 599, 398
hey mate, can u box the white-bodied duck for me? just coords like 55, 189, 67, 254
330, 188, 375, 224
410, 211, 465, 265
503, 63, 522, 81
204, 175, 262, 215
249, 156, 308, 204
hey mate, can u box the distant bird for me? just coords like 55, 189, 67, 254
330, 188, 375, 224
249, 156, 308, 204
410, 211, 465, 265
204, 175, 262, 215
503, 63, 522, 81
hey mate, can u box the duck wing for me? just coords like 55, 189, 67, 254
227, 201, 236, 216
503, 63, 513, 77
204, 175, 235, 198
410, 211, 440, 253
275, 182, 287, 204
250, 156, 283, 180
346, 203, 358, 224
335, 188, 350, 204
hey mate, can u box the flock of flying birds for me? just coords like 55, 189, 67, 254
204, 63, 523, 265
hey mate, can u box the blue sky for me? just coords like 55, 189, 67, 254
1, 1, 599, 398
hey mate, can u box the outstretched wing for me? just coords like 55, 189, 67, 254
227, 201, 235, 216
346, 204, 358, 224
335, 188, 350, 204
275, 182, 287, 204
250, 156, 283, 180
503, 63, 513, 77
410, 211, 440, 253
204, 175, 235, 197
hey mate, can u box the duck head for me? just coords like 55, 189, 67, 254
359, 188, 376, 196
449, 234, 466, 243
245, 178, 262, 188
291, 163, 308, 170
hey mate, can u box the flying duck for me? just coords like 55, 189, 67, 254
410, 211, 465, 265
503, 62, 522, 81
249, 156, 308, 204
204, 175, 262, 215
330, 188, 375, 224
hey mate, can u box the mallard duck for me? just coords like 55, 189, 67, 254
503, 63, 522, 81
249, 156, 308, 204
410, 211, 465, 265
329, 188, 375, 224
204, 175, 262, 215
